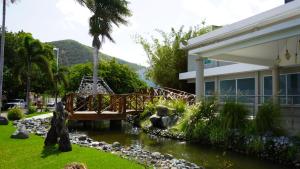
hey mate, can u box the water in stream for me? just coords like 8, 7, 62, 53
82, 124, 291, 169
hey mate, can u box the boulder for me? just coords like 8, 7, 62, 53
161, 116, 171, 128
0, 116, 8, 125
156, 105, 169, 117
11, 126, 29, 139
112, 141, 121, 148
150, 114, 163, 128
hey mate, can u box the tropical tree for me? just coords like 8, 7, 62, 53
53, 66, 69, 105
76, 0, 131, 95
14, 35, 53, 111
0, 0, 17, 114
136, 24, 215, 92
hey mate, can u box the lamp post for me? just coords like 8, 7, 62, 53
53, 48, 59, 107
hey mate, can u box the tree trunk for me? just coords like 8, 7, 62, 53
0, 0, 6, 115
26, 58, 31, 113
92, 46, 99, 96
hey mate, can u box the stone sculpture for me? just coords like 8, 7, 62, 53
44, 102, 72, 152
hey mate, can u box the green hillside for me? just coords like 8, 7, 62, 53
49, 39, 144, 70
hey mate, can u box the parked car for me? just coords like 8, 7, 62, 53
4, 99, 26, 109
47, 101, 55, 107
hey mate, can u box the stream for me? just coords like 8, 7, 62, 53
80, 123, 291, 169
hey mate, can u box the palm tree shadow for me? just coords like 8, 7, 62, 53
41, 145, 61, 158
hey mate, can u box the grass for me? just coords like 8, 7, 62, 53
0, 124, 146, 169
25, 111, 51, 118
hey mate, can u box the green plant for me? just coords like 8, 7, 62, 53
140, 102, 155, 121
28, 105, 37, 114
255, 102, 281, 134
192, 119, 208, 140
209, 125, 229, 145
44, 107, 50, 112
170, 99, 186, 115
248, 136, 264, 153
7, 107, 24, 120
220, 102, 249, 129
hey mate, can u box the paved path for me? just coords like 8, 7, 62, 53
25, 113, 53, 120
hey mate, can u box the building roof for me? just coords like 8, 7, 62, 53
182, 0, 300, 51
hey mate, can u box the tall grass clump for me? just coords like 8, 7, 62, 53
220, 102, 249, 129
255, 102, 281, 134
7, 107, 24, 120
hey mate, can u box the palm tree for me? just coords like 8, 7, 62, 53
53, 66, 68, 106
76, 0, 131, 95
14, 35, 53, 112
0, 0, 16, 115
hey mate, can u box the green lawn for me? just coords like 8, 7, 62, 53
0, 124, 145, 169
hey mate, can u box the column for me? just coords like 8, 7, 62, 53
254, 72, 259, 115
272, 65, 280, 104
195, 57, 204, 102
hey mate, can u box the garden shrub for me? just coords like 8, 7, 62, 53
209, 125, 229, 145
220, 102, 249, 129
255, 102, 281, 135
7, 107, 24, 120
170, 99, 186, 116
140, 102, 155, 121
28, 105, 37, 114
191, 120, 208, 140
247, 136, 264, 153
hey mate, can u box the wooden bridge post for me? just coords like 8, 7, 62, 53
88, 95, 93, 111
135, 93, 138, 113
122, 95, 126, 114
97, 94, 102, 114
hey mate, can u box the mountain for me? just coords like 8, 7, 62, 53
49, 39, 145, 70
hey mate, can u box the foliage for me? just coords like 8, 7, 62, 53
247, 136, 265, 153
0, 124, 144, 169
28, 105, 37, 114
49, 40, 144, 70
208, 124, 229, 145
136, 24, 214, 92
99, 59, 147, 94
170, 99, 186, 116
220, 102, 249, 129
255, 102, 281, 134
7, 107, 24, 120
140, 102, 155, 121
13, 34, 54, 108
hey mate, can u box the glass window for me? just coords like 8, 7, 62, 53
287, 73, 300, 104
264, 76, 272, 96
220, 79, 236, 102
237, 78, 255, 103
205, 81, 215, 96
263, 74, 299, 104
204, 59, 212, 64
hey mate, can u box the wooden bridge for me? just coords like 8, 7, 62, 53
65, 88, 195, 121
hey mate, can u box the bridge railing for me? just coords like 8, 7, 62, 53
65, 92, 157, 114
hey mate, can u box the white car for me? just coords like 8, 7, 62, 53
5, 99, 26, 109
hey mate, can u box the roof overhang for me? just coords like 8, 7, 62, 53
183, 1, 300, 67
179, 63, 268, 80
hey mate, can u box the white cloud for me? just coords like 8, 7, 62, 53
56, 0, 91, 27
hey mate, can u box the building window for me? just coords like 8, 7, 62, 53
205, 81, 215, 96
237, 78, 255, 103
263, 73, 300, 104
220, 78, 255, 103
287, 73, 300, 104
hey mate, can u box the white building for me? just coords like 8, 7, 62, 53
179, 0, 300, 134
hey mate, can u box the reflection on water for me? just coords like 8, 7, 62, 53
84, 124, 291, 169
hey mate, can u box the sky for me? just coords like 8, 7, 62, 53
5, 0, 283, 66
